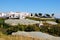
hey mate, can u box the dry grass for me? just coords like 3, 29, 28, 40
0, 32, 47, 40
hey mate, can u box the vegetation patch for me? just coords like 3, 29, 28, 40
26, 17, 56, 21
0, 18, 60, 37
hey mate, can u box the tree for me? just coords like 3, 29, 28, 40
38, 13, 42, 17
35, 13, 38, 17
45, 14, 50, 18
31, 13, 33, 16
51, 13, 54, 18
52, 13, 54, 16
55, 18, 60, 23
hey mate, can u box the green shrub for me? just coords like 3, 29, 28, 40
25, 25, 40, 32
55, 19, 60, 23
5, 26, 19, 35
40, 25, 60, 36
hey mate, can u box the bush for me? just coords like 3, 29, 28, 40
55, 18, 60, 23
0, 18, 4, 24
5, 26, 19, 35
40, 25, 60, 36
25, 25, 40, 32
17, 24, 26, 31
25, 25, 35, 31
26, 17, 55, 21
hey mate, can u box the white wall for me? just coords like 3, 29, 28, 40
0, 12, 30, 19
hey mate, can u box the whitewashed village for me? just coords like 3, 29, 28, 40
0, 11, 30, 19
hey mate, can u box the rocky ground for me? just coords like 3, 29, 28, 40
5, 19, 40, 25
0, 31, 60, 40
12, 31, 60, 40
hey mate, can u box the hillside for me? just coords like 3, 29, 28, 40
0, 32, 46, 40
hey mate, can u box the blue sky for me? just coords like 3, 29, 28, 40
0, 0, 60, 18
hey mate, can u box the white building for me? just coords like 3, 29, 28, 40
0, 11, 31, 19
0, 12, 6, 18
19, 12, 30, 19
6, 11, 30, 19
